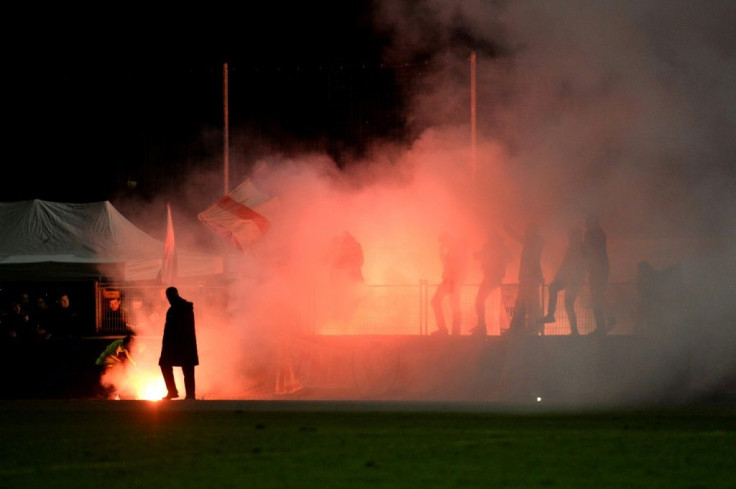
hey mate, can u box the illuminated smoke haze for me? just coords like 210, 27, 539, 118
110, 0, 736, 406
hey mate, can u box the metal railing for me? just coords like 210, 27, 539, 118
97, 281, 636, 336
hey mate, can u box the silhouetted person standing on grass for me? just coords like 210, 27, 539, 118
159, 287, 198, 400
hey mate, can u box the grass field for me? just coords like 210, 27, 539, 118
1, 399, 735, 488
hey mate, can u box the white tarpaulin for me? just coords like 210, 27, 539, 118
0, 199, 223, 281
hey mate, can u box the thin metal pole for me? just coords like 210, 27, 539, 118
470, 52, 477, 183
223, 63, 230, 195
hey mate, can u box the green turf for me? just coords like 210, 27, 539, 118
0, 400, 735, 488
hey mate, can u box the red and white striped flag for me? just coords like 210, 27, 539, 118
198, 177, 278, 251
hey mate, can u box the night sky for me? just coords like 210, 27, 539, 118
1, 2, 406, 204
3, 1, 734, 242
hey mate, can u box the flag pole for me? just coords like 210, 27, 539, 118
470, 51, 477, 185
223, 62, 230, 195
222, 63, 232, 279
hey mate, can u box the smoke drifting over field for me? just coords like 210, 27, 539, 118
371, 0, 736, 404
112, 0, 736, 406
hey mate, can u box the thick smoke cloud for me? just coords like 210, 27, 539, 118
109, 0, 736, 406
379, 0, 736, 240
373, 0, 736, 403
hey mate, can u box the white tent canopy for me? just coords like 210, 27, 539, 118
0, 199, 223, 281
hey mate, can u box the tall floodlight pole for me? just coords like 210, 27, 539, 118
470, 51, 477, 184
223, 63, 230, 195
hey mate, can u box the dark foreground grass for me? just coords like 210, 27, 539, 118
0, 400, 735, 489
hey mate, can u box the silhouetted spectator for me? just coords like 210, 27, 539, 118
18, 291, 32, 316
0, 299, 28, 395
45, 292, 84, 397
431, 231, 468, 336
4, 300, 34, 342
31, 294, 52, 340
539, 227, 586, 335
327, 231, 366, 321
506, 223, 545, 335
470, 229, 512, 336
51, 292, 80, 339
102, 292, 133, 334
584, 215, 615, 335
329, 231, 364, 284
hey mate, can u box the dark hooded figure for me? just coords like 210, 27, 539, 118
584, 215, 615, 335
159, 287, 199, 400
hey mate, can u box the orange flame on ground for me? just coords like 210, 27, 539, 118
102, 365, 167, 401
128, 372, 168, 401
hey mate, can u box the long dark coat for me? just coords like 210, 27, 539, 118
158, 297, 199, 367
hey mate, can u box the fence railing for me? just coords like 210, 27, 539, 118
97, 281, 636, 337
